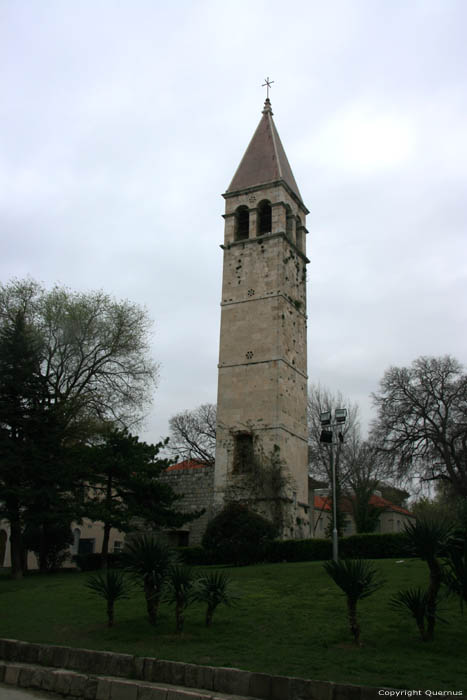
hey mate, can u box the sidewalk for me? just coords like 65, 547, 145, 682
0, 685, 54, 699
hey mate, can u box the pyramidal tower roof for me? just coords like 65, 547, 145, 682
226, 99, 303, 203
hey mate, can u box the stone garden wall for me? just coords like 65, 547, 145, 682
0, 637, 388, 700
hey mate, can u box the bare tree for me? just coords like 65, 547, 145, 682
308, 384, 360, 487
168, 403, 216, 465
345, 439, 385, 533
371, 355, 467, 498
308, 385, 391, 534
308, 385, 360, 536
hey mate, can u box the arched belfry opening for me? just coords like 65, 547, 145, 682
235, 206, 249, 241
257, 200, 272, 235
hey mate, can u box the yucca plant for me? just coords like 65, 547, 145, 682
122, 534, 174, 626
164, 564, 195, 632
443, 538, 467, 611
323, 558, 383, 645
193, 570, 239, 627
390, 587, 429, 641
404, 517, 452, 641
85, 569, 132, 627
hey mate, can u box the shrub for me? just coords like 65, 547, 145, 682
23, 523, 73, 572
266, 533, 411, 564
177, 546, 209, 566
267, 538, 331, 562
202, 502, 277, 565
164, 564, 196, 632
390, 587, 430, 641
443, 538, 467, 610
122, 535, 175, 626
183, 532, 414, 568
340, 533, 413, 559
73, 553, 123, 572
404, 517, 453, 641
193, 570, 239, 627
323, 558, 384, 645
85, 569, 132, 627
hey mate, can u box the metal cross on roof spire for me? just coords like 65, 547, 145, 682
262, 76, 274, 99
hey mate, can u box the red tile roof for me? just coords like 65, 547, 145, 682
366, 494, 414, 517
314, 495, 331, 511
166, 459, 210, 472
313, 493, 413, 517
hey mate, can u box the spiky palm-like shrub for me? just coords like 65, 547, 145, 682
404, 517, 452, 641
85, 569, 132, 627
390, 587, 430, 641
164, 564, 195, 632
193, 570, 239, 627
323, 558, 383, 645
122, 535, 174, 626
443, 539, 467, 611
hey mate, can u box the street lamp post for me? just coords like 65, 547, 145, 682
319, 408, 347, 562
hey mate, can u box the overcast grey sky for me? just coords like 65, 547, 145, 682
2, 0, 466, 444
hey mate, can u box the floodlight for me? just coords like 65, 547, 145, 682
320, 429, 333, 444
320, 411, 331, 426
335, 408, 347, 424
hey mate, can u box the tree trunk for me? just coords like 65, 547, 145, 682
39, 524, 48, 574
426, 559, 442, 641
9, 515, 23, 579
107, 601, 114, 627
144, 582, 159, 626
347, 599, 361, 645
101, 522, 111, 570
21, 544, 28, 574
205, 605, 215, 627
101, 475, 113, 569
417, 619, 428, 642
176, 602, 184, 633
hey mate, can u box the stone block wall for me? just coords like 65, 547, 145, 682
0, 637, 391, 699
160, 464, 215, 546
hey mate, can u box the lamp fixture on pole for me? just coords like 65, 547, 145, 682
319, 408, 347, 562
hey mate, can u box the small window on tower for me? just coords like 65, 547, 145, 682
257, 200, 272, 235
235, 206, 249, 241
233, 432, 254, 473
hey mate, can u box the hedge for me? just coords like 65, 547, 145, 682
340, 532, 413, 559
177, 532, 413, 566
177, 546, 210, 566
267, 537, 331, 562
72, 552, 123, 571
201, 502, 278, 566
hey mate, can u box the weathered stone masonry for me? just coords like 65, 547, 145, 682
214, 99, 310, 539
163, 99, 311, 543
159, 462, 214, 546
0, 637, 392, 699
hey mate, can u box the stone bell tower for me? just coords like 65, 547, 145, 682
214, 97, 310, 538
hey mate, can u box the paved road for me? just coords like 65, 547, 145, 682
0, 684, 57, 699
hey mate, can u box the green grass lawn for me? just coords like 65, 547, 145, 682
0, 559, 466, 692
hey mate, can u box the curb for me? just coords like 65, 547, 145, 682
0, 638, 389, 699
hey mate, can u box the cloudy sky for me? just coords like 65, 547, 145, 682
2, 0, 466, 444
